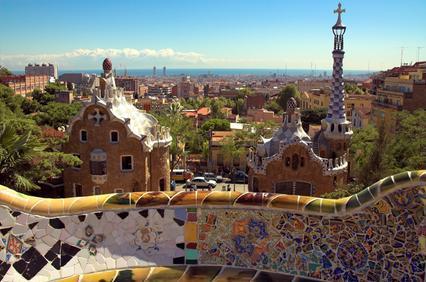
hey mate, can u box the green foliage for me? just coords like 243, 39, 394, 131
277, 84, 300, 111
344, 83, 364, 95
233, 98, 245, 115
34, 102, 82, 128
201, 118, 230, 132
349, 110, 425, 187
21, 98, 41, 114
45, 82, 66, 95
154, 104, 194, 169
301, 107, 327, 131
321, 182, 364, 199
383, 110, 426, 173
220, 137, 245, 163
265, 100, 283, 115
32, 88, 55, 105
0, 84, 24, 114
349, 125, 387, 186
0, 121, 80, 191
0, 66, 12, 76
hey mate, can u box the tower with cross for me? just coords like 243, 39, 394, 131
317, 2, 353, 160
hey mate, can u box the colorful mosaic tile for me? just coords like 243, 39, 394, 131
0, 170, 423, 280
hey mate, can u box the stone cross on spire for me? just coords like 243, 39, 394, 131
334, 3, 345, 26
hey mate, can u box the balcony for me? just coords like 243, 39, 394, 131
372, 100, 402, 110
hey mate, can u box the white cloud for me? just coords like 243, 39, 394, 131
0, 47, 207, 68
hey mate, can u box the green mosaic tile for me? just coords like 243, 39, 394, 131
345, 195, 361, 211
380, 176, 396, 193
357, 188, 374, 204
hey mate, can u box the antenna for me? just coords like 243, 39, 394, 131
400, 47, 406, 66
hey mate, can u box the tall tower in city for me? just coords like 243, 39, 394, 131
163, 66, 166, 76
153, 66, 157, 77
317, 3, 352, 159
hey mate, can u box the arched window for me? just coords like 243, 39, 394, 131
331, 124, 335, 132
292, 154, 299, 170
159, 178, 165, 191
300, 157, 305, 167
338, 124, 342, 132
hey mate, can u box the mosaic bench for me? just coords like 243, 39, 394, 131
0, 171, 425, 281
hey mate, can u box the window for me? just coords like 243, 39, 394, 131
93, 186, 101, 195
73, 154, 81, 169
110, 131, 119, 143
80, 130, 88, 142
90, 160, 107, 175
114, 188, 124, 193
300, 157, 305, 167
292, 154, 299, 170
73, 183, 83, 197
285, 157, 291, 167
159, 178, 165, 191
121, 155, 133, 171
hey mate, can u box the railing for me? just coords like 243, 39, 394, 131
247, 144, 348, 173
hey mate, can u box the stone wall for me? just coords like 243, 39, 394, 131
0, 171, 424, 281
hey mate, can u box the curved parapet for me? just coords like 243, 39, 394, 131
0, 171, 424, 281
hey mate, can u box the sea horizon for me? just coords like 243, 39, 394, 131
12, 68, 375, 77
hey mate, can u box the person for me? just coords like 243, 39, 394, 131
170, 180, 176, 191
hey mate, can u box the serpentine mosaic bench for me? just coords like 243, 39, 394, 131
0, 171, 424, 281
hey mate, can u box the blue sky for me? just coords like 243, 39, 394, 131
1, 0, 425, 70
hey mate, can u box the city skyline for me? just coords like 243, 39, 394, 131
1, 0, 425, 71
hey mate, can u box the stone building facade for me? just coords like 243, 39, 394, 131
248, 4, 351, 196
63, 58, 172, 197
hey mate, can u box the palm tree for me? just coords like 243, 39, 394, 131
0, 122, 44, 191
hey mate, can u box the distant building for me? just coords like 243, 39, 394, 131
177, 76, 195, 98
246, 108, 282, 123
246, 94, 266, 109
56, 90, 74, 104
0, 74, 49, 96
182, 107, 211, 128
371, 63, 426, 131
115, 76, 141, 96
63, 58, 172, 196
153, 66, 156, 77
163, 66, 166, 76
25, 63, 58, 79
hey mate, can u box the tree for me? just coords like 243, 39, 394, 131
233, 98, 245, 115
349, 125, 387, 186
201, 118, 230, 133
0, 84, 24, 114
0, 66, 12, 76
265, 100, 283, 115
321, 182, 364, 199
220, 136, 245, 166
34, 102, 82, 128
301, 108, 327, 131
21, 98, 41, 115
32, 88, 55, 105
0, 121, 80, 191
154, 104, 193, 170
45, 82, 66, 95
383, 110, 426, 174
344, 83, 364, 95
277, 84, 300, 111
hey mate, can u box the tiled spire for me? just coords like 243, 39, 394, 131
326, 2, 347, 123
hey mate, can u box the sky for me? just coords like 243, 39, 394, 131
0, 0, 425, 71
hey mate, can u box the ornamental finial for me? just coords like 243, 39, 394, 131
333, 3, 346, 27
